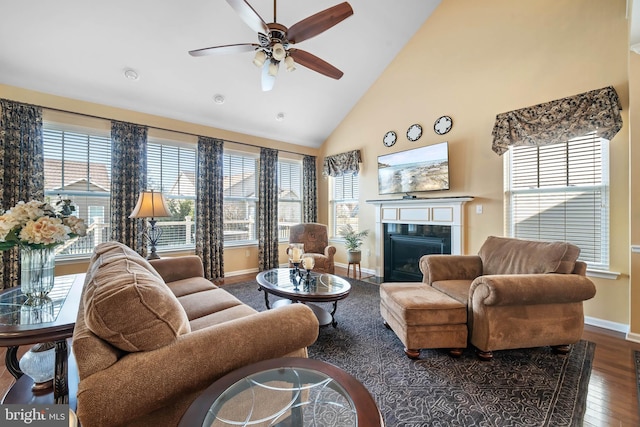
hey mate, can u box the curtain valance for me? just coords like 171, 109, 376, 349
491, 86, 623, 155
323, 149, 361, 177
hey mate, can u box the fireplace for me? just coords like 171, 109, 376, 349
367, 197, 473, 279
384, 224, 451, 281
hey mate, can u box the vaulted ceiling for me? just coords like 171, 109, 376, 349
0, 0, 441, 147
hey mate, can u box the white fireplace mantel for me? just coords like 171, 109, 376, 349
367, 197, 473, 277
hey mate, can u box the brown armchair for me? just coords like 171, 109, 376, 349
420, 236, 597, 360
288, 223, 336, 274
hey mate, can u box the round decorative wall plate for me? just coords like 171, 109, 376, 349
434, 115, 453, 135
383, 131, 397, 147
406, 124, 422, 142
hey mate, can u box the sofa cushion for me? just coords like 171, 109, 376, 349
478, 236, 570, 275
554, 243, 581, 274
83, 241, 191, 352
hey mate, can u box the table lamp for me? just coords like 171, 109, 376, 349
129, 190, 171, 259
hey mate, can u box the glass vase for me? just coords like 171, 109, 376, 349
20, 246, 56, 298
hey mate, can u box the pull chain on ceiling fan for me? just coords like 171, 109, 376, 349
189, 0, 354, 91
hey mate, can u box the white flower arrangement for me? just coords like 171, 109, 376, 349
0, 198, 87, 251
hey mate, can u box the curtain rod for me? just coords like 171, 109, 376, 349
11, 99, 314, 158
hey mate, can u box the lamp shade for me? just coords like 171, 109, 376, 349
129, 190, 171, 219
272, 43, 286, 61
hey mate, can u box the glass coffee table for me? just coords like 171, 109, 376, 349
256, 269, 351, 327
178, 357, 384, 427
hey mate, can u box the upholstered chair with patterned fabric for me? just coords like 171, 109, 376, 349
288, 223, 336, 274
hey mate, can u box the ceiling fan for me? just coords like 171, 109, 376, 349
189, 0, 353, 91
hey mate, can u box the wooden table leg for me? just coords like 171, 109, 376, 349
5, 346, 23, 380
54, 340, 69, 404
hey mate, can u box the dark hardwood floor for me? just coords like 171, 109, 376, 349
1, 267, 638, 426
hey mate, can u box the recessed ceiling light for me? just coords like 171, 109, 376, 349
123, 68, 139, 80
213, 94, 226, 104
276, 112, 285, 121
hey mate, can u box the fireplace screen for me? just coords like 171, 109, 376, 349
384, 224, 452, 282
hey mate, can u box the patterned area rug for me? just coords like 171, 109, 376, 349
224, 277, 594, 427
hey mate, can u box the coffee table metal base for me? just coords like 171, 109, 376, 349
271, 299, 338, 327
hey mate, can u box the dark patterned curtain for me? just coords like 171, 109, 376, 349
110, 121, 148, 254
196, 137, 224, 281
0, 99, 44, 289
302, 155, 317, 223
492, 86, 623, 155
323, 149, 361, 177
257, 147, 279, 271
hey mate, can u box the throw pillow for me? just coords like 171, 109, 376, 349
83, 241, 190, 352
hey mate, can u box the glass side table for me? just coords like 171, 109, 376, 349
0, 273, 84, 405
179, 357, 384, 427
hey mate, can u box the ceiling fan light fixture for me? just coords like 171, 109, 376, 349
272, 43, 286, 61
284, 55, 296, 72
268, 61, 279, 77
253, 50, 267, 67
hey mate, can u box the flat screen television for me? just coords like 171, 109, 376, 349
377, 142, 449, 194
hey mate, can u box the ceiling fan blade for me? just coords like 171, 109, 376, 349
287, 2, 353, 44
189, 43, 259, 57
226, 0, 269, 35
288, 49, 343, 80
261, 61, 276, 91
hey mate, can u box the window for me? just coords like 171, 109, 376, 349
331, 173, 359, 237
147, 141, 197, 250
505, 133, 609, 270
223, 150, 258, 244
278, 160, 302, 241
43, 126, 111, 257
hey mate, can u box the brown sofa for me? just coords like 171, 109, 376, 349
72, 241, 319, 427
381, 236, 596, 360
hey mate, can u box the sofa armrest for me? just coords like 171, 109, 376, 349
324, 245, 337, 259
149, 255, 205, 282
76, 303, 319, 426
420, 255, 483, 285
469, 274, 596, 307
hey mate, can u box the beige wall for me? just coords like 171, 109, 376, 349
321, 0, 631, 328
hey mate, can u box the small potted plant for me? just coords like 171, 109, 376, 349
339, 224, 369, 263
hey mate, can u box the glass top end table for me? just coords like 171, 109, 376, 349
179, 357, 384, 427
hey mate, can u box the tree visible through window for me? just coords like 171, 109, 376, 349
147, 141, 197, 249
505, 132, 610, 270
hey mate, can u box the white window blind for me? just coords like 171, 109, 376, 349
278, 160, 302, 240
505, 133, 609, 269
43, 127, 112, 257
223, 150, 258, 243
147, 141, 197, 250
332, 173, 360, 237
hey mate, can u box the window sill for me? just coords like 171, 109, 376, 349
586, 268, 620, 280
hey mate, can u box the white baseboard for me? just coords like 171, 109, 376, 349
225, 267, 259, 277
584, 316, 629, 334
627, 331, 640, 343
